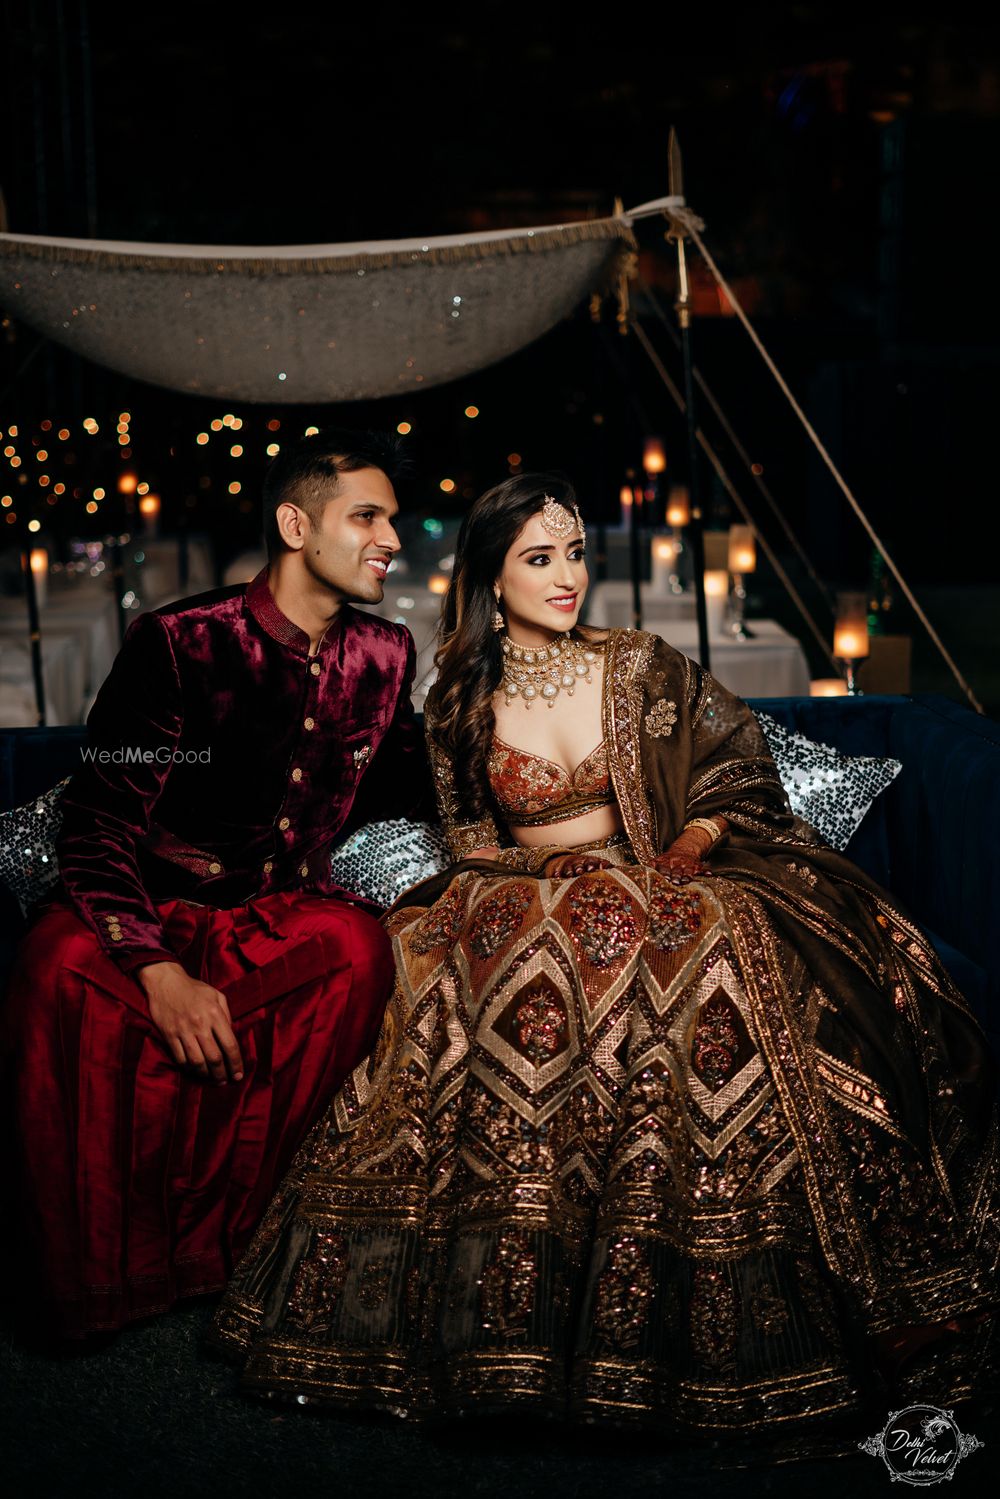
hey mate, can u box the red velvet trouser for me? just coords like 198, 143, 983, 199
5, 892, 393, 1337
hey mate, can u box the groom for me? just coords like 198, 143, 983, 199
6, 426, 429, 1338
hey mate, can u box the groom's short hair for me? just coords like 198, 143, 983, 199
262, 426, 408, 557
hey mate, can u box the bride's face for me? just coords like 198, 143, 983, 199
495, 510, 588, 643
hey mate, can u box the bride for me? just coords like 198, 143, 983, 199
211, 475, 998, 1436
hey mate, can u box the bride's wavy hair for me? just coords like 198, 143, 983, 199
430, 472, 591, 821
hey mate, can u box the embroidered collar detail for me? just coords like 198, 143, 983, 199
245, 567, 346, 655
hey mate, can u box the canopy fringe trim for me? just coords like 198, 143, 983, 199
0, 218, 636, 277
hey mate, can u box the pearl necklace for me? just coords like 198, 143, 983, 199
499, 632, 597, 708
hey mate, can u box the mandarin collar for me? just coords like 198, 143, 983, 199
245, 567, 347, 655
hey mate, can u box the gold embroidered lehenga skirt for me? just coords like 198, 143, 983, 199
211, 851, 999, 1435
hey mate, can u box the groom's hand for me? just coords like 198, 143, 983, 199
136, 961, 244, 1084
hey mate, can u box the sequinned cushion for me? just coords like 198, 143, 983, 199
756, 711, 902, 851
329, 819, 451, 908
0, 779, 69, 915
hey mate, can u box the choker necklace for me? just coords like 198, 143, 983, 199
499, 632, 597, 708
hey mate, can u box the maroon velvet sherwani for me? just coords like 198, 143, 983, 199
6, 567, 430, 1337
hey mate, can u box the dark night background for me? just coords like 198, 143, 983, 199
2, 0, 1000, 699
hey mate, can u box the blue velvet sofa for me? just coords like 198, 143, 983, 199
2, 695, 998, 1054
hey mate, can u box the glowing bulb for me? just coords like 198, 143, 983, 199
439, 478, 456, 493
643, 437, 666, 474
266, 443, 280, 457
229, 481, 241, 494
396, 421, 412, 434
230, 444, 243, 457
27, 519, 41, 533
464, 406, 479, 419
304, 425, 319, 437
196, 433, 209, 445
85, 501, 98, 513
137, 482, 149, 496
93, 487, 106, 500
210, 419, 223, 431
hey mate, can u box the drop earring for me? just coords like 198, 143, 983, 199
493, 596, 504, 632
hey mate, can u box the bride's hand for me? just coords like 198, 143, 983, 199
651, 834, 707, 881
544, 852, 612, 878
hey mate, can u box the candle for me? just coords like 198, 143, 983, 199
643, 437, 666, 476
650, 535, 675, 593
619, 484, 633, 530
28, 547, 48, 610
727, 524, 756, 574
666, 485, 691, 528
703, 569, 728, 635
810, 678, 849, 697
833, 625, 868, 658
427, 573, 449, 596
139, 492, 161, 536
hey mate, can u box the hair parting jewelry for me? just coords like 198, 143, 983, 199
498, 632, 598, 708
540, 494, 586, 545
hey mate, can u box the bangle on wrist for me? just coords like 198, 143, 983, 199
683, 816, 726, 851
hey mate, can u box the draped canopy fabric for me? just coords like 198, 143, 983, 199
0, 218, 636, 403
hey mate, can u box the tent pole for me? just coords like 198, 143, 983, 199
668, 129, 711, 672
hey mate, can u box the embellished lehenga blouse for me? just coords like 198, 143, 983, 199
212, 629, 999, 1436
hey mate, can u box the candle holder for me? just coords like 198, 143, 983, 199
833, 591, 870, 695
665, 486, 690, 592
726, 524, 757, 640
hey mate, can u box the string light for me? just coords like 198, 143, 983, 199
85, 501, 98, 513
210, 419, 223, 432
196, 432, 209, 445
266, 419, 280, 431
464, 406, 479, 418
27, 518, 41, 532
304, 426, 319, 436
439, 478, 456, 493
228, 481, 241, 494
230, 444, 243, 457
266, 443, 279, 456
93, 487, 106, 500
396, 421, 412, 434
137, 482, 149, 496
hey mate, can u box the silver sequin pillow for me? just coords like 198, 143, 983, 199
756, 712, 901, 851
0, 778, 68, 915
329, 818, 451, 908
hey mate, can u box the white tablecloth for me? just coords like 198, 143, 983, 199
585, 582, 810, 698
585, 580, 695, 627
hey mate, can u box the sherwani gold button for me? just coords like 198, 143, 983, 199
299, 862, 308, 877
279, 817, 290, 831
291, 767, 302, 782
310, 661, 321, 676
208, 861, 222, 875
110, 932, 123, 942
303, 716, 315, 731
263, 860, 273, 874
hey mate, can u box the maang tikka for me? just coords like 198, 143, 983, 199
540, 494, 585, 544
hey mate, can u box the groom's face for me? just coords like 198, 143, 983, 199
302, 467, 401, 603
